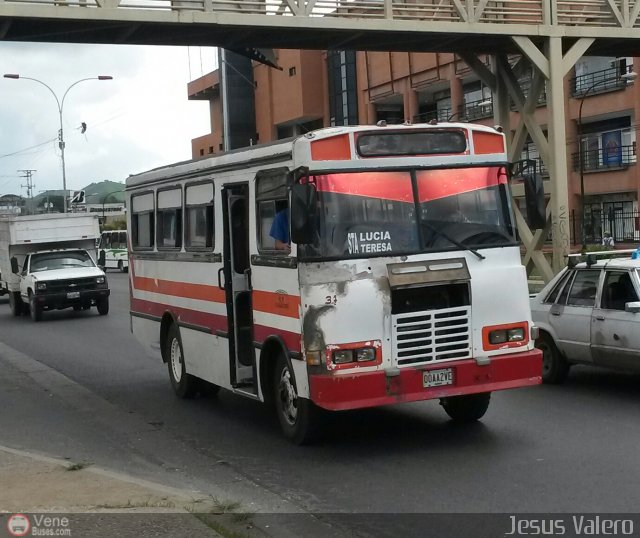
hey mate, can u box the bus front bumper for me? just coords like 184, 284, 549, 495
308, 349, 542, 411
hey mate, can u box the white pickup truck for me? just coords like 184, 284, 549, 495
0, 213, 110, 322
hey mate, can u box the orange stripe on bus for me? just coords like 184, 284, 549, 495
472, 131, 504, 154
134, 275, 226, 303
310, 134, 352, 160
252, 290, 301, 319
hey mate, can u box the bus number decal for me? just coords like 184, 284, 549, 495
325, 295, 337, 305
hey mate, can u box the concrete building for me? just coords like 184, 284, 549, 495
188, 51, 639, 245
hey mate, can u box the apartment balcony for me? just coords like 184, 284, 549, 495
570, 66, 631, 98
571, 144, 636, 172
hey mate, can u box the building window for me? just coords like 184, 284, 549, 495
131, 193, 154, 250
157, 188, 182, 250
289, 67, 296, 76
328, 50, 358, 126
209, 146, 214, 154
185, 182, 214, 250
573, 118, 635, 172
255, 168, 289, 254
199, 149, 204, 156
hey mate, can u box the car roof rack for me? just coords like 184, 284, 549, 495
566, 249, 637, 268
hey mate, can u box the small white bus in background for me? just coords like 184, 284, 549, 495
127, 123, 545, 444
98, 230, 128, 272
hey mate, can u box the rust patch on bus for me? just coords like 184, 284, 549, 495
302, 304, 334, 352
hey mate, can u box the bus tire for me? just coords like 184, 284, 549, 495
9, 292, 23, 317
537, 332, 570, 384
166, 324, 198, 399
274, 354, 320, 444
29, 292, 42, 322
118, 260, 128, 273
97, 297, 109, 316
440, 392, 490, 423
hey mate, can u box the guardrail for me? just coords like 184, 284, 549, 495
1, 0, 639, 29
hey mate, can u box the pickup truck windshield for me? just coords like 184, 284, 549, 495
30, 251, 95, 272
297, 166, 516, 260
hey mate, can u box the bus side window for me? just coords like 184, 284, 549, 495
256, 169, 289, 255
185, 182, 214, 250
131, 193, 155, 250
118, 232, 127, 249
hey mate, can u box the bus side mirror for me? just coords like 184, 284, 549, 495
290, 183, 317, 245
510, 160, 546, 230
10, 257, 18, 274
523, 173, 546, 230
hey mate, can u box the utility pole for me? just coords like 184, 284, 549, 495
19, 169, 36, 213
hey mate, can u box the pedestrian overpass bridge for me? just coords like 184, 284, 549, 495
2, 0, 640, 279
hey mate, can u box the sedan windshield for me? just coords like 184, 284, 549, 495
30, 251, 95, 272
297, 167, 516, 260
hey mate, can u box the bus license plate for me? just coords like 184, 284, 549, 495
67, 291, 80, 299
423, 368, 453, 388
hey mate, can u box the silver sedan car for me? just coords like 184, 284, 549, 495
530, 254, 640, 383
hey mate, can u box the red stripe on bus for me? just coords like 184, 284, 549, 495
131, 297, 229, 333
314, 167, 506, 203
253, 324, 302, 354
131, 298, 301, 353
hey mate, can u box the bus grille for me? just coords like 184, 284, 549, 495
392, 306, 471, 367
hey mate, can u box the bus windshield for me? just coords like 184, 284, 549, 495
297, 166, 516, 260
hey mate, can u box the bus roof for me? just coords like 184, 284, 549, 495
126, 123, 506, 189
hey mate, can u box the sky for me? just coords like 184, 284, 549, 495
0, 42, 218, 198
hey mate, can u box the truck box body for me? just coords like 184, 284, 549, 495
0, 214, 100, 293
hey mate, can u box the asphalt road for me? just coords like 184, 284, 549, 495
1, 273, 640, 524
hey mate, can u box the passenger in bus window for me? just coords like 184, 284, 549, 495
270, 205, 291, 254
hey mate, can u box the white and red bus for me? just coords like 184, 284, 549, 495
126, 123, 543, 443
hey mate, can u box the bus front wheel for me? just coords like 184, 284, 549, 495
166, 324, 199, 399
440, 392, 491, 423
273, 355, 319, 444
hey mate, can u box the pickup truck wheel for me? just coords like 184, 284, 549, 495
166, 324, 198, 399
537, 332, 570, 384
29, 293, 42, 322
96, 297, 109, 315
9, 292, 23, 317
440, 392, 491, 423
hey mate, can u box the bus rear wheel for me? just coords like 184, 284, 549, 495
273, 355, 319, 444
166, 324, 199, 399
440, 392, 491, 423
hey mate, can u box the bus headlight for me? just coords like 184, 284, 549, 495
333, 350, 354, 364
483, 323, 528, 350
328, 341, 382, 369
355, 348, 376, 362
36, 282, 47, 291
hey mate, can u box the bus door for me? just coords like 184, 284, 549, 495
221, 184, 256, 391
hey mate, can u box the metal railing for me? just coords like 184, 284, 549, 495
570, 66, 631, 97
0, 0, 640, 27
462, 98, 493, 120
571, 144, 636, 172
570, 210, 640, 245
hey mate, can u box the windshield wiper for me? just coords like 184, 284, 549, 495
421, 221, 486, 261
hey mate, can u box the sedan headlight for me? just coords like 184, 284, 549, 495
36, 282, 47, 291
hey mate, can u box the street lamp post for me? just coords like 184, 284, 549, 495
577, 68, 636, 252
3, 74, 113, 214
